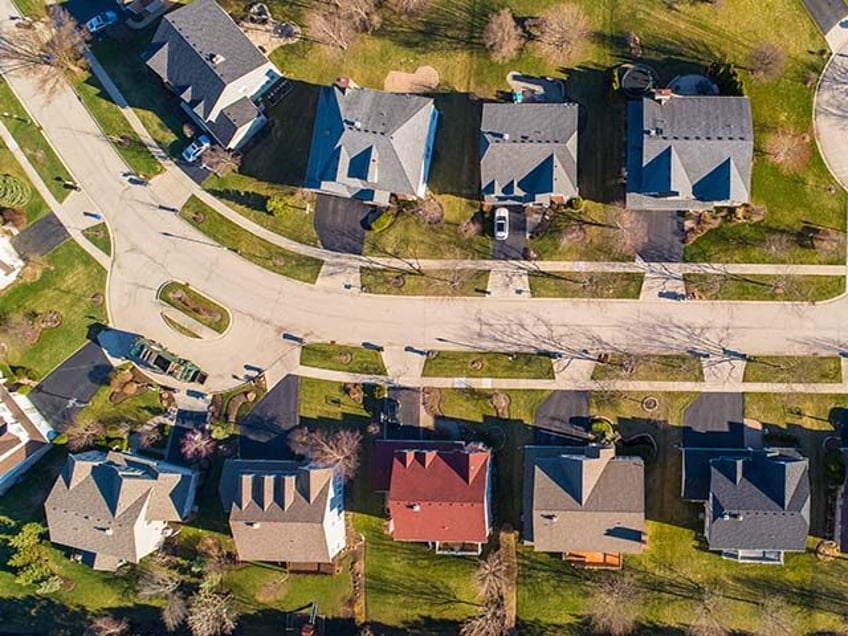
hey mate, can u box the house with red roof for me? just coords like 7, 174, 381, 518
376, 440, 492, 555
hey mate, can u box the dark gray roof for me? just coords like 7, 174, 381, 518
207, 96, 261, 148
681, 448, 752, 501
480, 103, 578, 204
523, 445, 645, 554
626, 96, 753, 210
144, 0, 269, 139
45, 451, 197, 568
306, 86, 437, 203
219, 459, 342, 563
706, 450, 809, 552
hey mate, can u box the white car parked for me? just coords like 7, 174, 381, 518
181, 135, 211, 164
85, 11, 118, 34
494, 207, 509, 241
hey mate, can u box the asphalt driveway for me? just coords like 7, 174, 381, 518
238, 375, 300, 459
682, 392, 744, 448
801, 0, 848, 36
313, 194, 368, 254
492, 206, 527, 260
629, 210, 684, 263
29, 341, 112, 432
11, 213, 69, 259
533, 390, 591, 443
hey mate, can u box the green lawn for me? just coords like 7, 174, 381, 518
300, 343, 388, 376
423, 352, 555, 379
529, 203, 636, 262
360, 268, 490, 296
12, 0, 45, 17
743, 355, 842, 383
81, 222, 111, 256
179, 196, 324, 284
0, 239, 107, 379
0, 137, 52, 225
203, 173, 320, 247
158, 281, 231, 334
73, 71, 162, 179
528, 272, 644, 299
91, 33, 191, 157
0, 79, 72, 202
685, 273, 846, 301
74, 368, 164, 430
592, 353, 704, 382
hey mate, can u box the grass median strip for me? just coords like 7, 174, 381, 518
180, 195, 323, 284
300, 343, 387, 375
360, 267, 490, 296
423, 351, 555, 379
743, 356, 842, 383
161, 313, 200, 339
73, 71, 162, 179
592, 353, 704, 382
529, 271, 644, 299
0, 79, 73, 202
158, 281, 230, 334
81, 222, 111, 256
684, 273, 845, 301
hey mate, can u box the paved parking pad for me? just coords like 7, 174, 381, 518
238, 375, 300, 459
314, 194, 368, 254
11, 213, 70, 259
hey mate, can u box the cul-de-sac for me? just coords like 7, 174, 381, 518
2, 0, 848, 634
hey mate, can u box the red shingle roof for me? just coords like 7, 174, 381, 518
386, 445, 491, 544
373, 440, 465, 491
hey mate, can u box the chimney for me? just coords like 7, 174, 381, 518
240, 474, 253, 508
653, 88, 672, 103
416, 450, 437, 468
262, 474, 275, 511
282, 474, 296, 510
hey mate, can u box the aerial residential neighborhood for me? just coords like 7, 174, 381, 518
1, 0, 848, 634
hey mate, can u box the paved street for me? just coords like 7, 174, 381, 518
2, 2, 848, 394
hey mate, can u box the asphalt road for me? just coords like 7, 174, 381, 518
11, 213, 69, 259
29, 342, 112, 432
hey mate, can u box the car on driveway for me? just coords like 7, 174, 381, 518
181, 135, 211, 164
494, 207, 509, 240
380, 398, 401, 426
85, 11, 118, 34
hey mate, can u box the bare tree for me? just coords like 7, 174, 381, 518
137, 567, 180, 599
0, 7, 88, 99
483, 8, 525, 63
748, 42, 785, 81
686, 589, 729, 636
625, 32, 642, 58
586, 576, 641, 636
187, 587, 238, 636
202, 146, 241, 177
306, 0, 380, 51
386, 0, 431, 15
529, 3, 591, 66
163, 593, 188, 632
474, 550, 507, 601
460, 599, 506, 636
180, 429, 216, 461
137, 425, 163, 449
67, 419, 106, 452
752, 596, 799, 636
84, 616, 129, 636
288, 427, 363, 481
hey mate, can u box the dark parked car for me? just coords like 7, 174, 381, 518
380, 398, 401, 426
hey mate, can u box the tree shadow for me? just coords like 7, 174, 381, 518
378, 0, 495, 52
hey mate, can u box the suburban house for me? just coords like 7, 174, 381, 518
373, 440, 491, 555
479, 102, 579, 206
44, 451, 198, 571
0, 384, 53, 495
626, 91, 753, 210
219, 460, 346, 571
523, 444, 645, 569
144, 0, 283, 150
305, 79, 439, 205
703, 450, 810, 564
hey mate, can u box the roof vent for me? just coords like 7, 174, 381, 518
502, 133, 510, 141
409, 503, 421, 512
354, 121, 362, 130
207, 52, 225, 65
247, 521, 261, 529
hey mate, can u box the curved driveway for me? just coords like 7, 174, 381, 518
4, 16, 848, 392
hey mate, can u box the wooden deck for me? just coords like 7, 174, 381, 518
563, 551, 622, 569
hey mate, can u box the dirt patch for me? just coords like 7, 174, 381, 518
469, 359, 484, 372
764, 130, 811, 174
384, 65, 440, 92
338, 351, 353, 365
38, 310, 62, 329
422, 386, 442, 416
490, 391, 510, 418
411, 195, 444, 225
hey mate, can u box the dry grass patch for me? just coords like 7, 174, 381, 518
764, 129, 811, 174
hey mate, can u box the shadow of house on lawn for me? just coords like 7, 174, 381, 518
240, 80, 322, 188
428, 92, 482, 200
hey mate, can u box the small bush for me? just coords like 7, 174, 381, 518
368, 210, 396, 232
568, 196, 584, 210
0, 175, 31, 208
483, 7, 525, 63
1, 207, 27, 230
52, 433, 68, 445
265, 196, 288, 216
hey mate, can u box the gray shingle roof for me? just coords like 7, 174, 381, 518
219, 460, 342, 563
626, 96, 753, 210
524, 445, 645, 554
206, 96, 261, 148
480, 103, 578, 205
306, 86, 437, 203
706, 450, 809, 552
45, 451, 197, 569
144, 0, 269, 144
